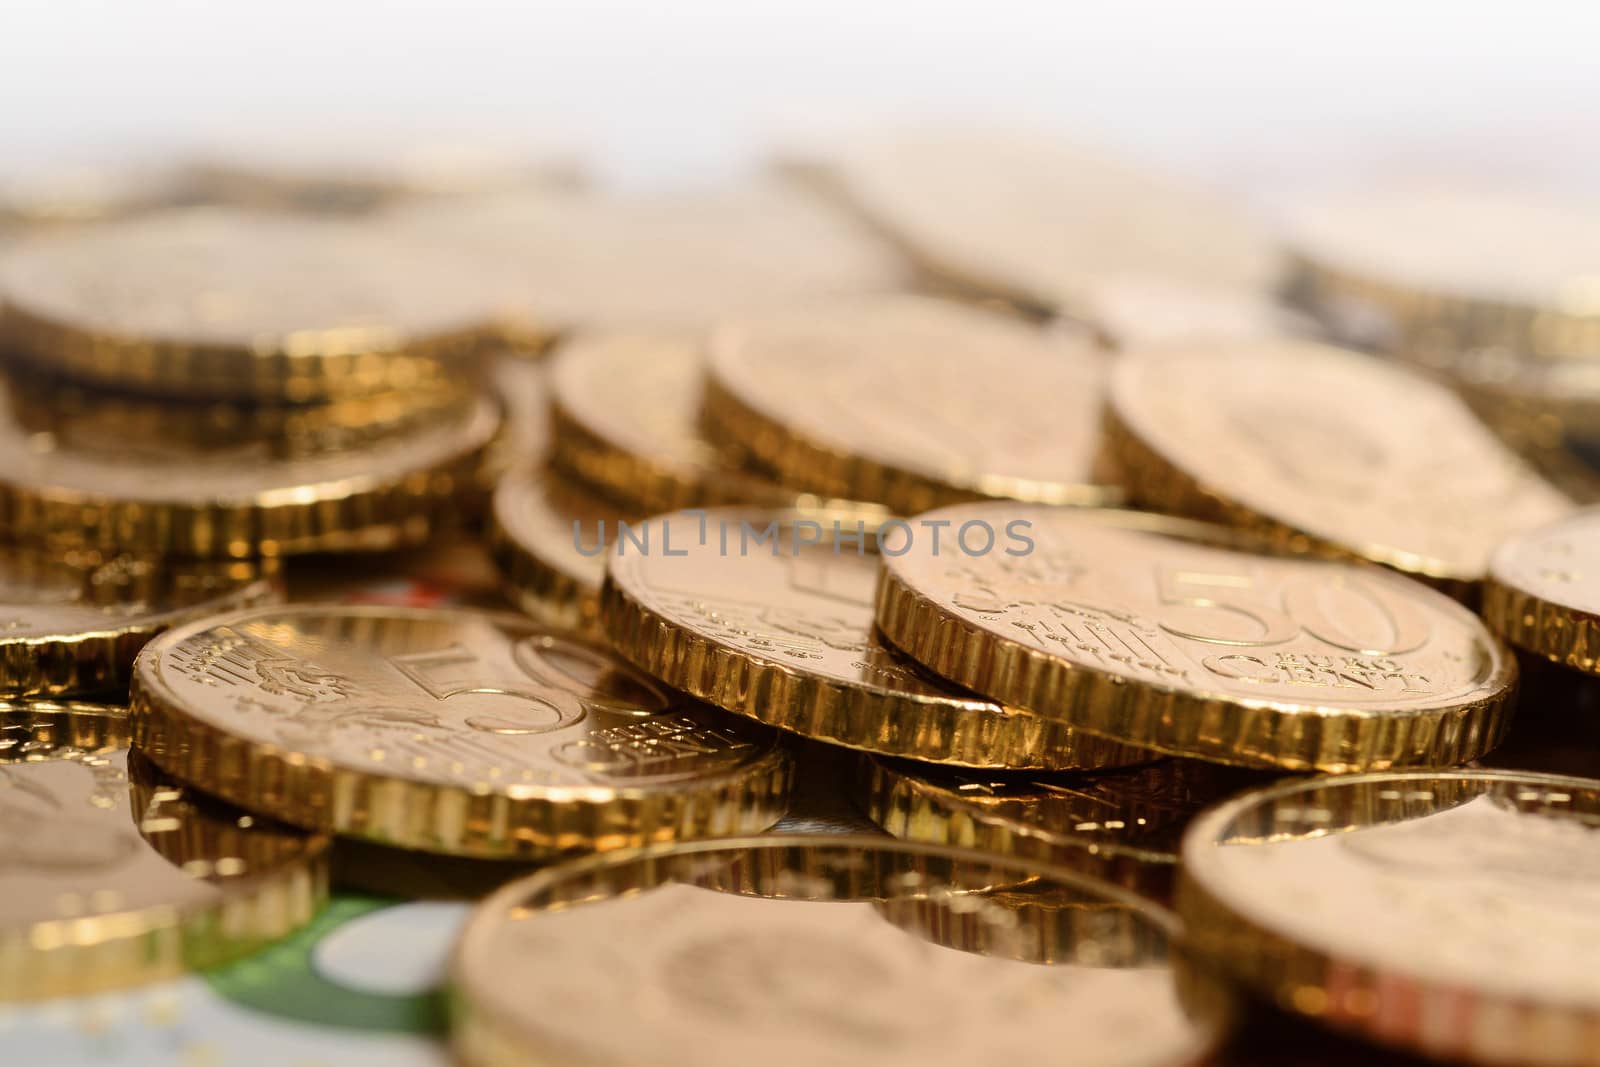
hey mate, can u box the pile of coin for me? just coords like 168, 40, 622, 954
2, 131, 1600, 1066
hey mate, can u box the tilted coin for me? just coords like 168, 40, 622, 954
0, 701, 329, 999
875, 504, 1517, 771
450, 836, 1221, 1067
1075, 275, 1312, 349
862, 756, 1263, 902
130, 605, 791, 858
389, 180, 906, 343
603, 509, 1148, 770
0, 545, 277, 697
0, 208, 510, 401
0, 374, 500, 558
1104, 339, 1572, 592
1284, 179, 1600, 364
490, 464, 636, 637
548, 331, 793, 512
702, 294, 1120, 514
1484, 509, 1600, 674
795, 128, 1282, 323
1178, 770, 1600, 1066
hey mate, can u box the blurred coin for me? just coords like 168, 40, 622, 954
0, 700, 329, 1000
702, 294, 1120, 514
131, 605, 791, 858
548, 331, 793, 512
862, 756, 1263, 902
483, 355, 549, 481
0, 374, 500, 559
1179, 770, 1600, 1066
603, 508, 1148, 769
876, 504, 1516, 771
451, 835, 1221, 1067
0, 161, 208, 229
0, 208, 510, 401
490, 464, 636, 637
0, 546, 276, 697
388, 180, 907, 345
1104, 339, 1572, 593
795, 128, 1282, 326
1484, 509, 1600, 674
1285, 179, 1600, 365
185, 138, 583, 215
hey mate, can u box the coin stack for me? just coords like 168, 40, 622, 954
2, 132, 1599, 1067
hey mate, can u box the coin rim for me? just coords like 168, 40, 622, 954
0, 572, 280, 698
129, 603, 793, 858
0, 393, 503, 559
0, 701, 331, 1000
874, 505, 1518, 771
1176, 768, 1600, 1061
1100, 343, 1553, 594
1483, 511, 1600, 674
700, 312, 1123, 516
600, 507, 1149, 770
448, 832, 1202, 1067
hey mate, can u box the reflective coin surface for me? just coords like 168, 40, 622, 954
451, 836, 1220, 1067
0, 545, 276, 696
0, 208, 508, 400
0, 701, 329, 999
130, 605, 791, 857
490, 464, 636, 636
391, 181, 905, 340
876, 504, 1516, 770
0, 373, 500, 558
604, 509, 1148, 769
1485, 509, 1600, 673
801, 128, 1281, 320
1179, 771, 1600, 1066
1105, 339, 1572, 589
1285, 179, 1600, 361
548, 331, 791, 512
703, 295, 1119, 514
863, 756, 1263, 901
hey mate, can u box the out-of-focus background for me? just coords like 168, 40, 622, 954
4, 0, 1599, 197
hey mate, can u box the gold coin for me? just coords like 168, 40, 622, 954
603, 508, 1148, 770
548, 331, 794, 512
1484, 509, 1600, 673
130, 605, 791, 858
451, 835, 1221, 1067
0, 545, 277, 697
0, 208, 509, 401
880, 879, 1159, 966
185, 139, 582, 215
391, 180, 906, 342
1285, 179, 1600, 365
0, 162, 205, 228
0, 700, 329, 1000
876, 504, 1517, 771
1178, 770, 1600, 1065
487, 355, 549, 475
702, 295, 1120, 514
0, 374, 500, 558
862, 756, 1263, 902
490, 464, 637, 636
1104, 339, 1572, 592
797, 128, 1282, 322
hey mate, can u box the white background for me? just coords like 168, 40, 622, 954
3, 0, 1599, 199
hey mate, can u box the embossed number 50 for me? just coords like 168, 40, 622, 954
1156, 568, 1429, 655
